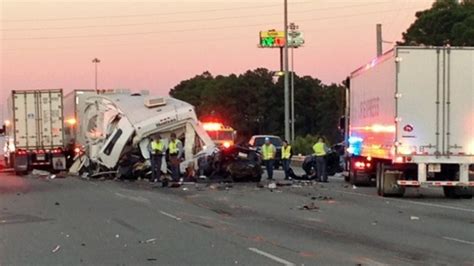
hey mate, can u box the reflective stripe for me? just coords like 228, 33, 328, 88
313, 142, 326, 156
262, 144, 275, 160
282, 145, 291, 159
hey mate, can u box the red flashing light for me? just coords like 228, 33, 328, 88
354, 161, 366, 170
16, 150, 27, 156
203, 122, 223, 131
74, 147, 81, 154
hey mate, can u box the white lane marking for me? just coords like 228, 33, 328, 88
248, 247, 295, 266
114, 192, 150, 204
443, 236, 474, 245
159, 211, 182, 221
332, 189, 474, 213
357, 258, 388, 266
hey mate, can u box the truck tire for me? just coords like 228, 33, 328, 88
443, 186, 473, 199
376, 163, 383, 196
379, 168, 405, 197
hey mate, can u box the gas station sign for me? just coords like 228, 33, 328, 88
259, 30, 286, 48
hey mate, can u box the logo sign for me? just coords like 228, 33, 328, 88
259, 30, 286, 48
403, 124, 414, 132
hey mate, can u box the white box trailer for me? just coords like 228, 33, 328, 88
63, 90, 97, 149
4, 89, 67, 174
348, 46, 473, 198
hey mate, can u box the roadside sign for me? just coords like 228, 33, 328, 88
259, 30, 286, 48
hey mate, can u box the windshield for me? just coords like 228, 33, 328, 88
254, 137, 282, 147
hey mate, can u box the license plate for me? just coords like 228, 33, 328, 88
37, 154, 45, 161
428, 164, 441, 173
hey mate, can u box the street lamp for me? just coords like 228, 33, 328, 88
92, 58, 100, 92
283, 0, 290, 142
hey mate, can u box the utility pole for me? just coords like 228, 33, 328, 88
92, 58, 100, 93
283, 0, 290, 141
376, 24, 383, 56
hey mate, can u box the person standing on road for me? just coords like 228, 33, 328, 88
148, 135, 165, 183
262, 137, 276, 180
281, 140, 292, 180
168, 133, 183, 182
313, 137, 329, 182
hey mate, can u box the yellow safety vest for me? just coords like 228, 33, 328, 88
169, 139, 181, 154
262, 144, 275, 160
313, 142, 326, 156
151, 140, 164, 153
282, 145, 292, 159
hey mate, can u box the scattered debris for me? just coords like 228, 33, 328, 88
16, 193, 21, 196
147, 258, 157, 261
182, 187, 189, 191
55, 202, 60, 206
49, 174, 56, 180
276, 181, 292, 187
398, 210, 403, 214
115, 234, 120, 238
32, 169, 51, 176
410, 216, 420, 220
268, 183, 277, 190
52, 245, 61, 253
299, 202, 320, 211
343, 185, 349, 188
256, 183, 265, 188
372, 221, 378, 225
352, 185, 357, 189
81, 243, 86, 247
145, 238, 157, 243
311, 195, 333, 201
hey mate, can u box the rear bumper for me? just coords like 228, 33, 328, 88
397, 180, 474, 187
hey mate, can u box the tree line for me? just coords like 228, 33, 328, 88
169, 69, 345, 144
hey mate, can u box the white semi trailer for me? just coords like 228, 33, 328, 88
347, 46, 473, 198
3, 89, 67, 174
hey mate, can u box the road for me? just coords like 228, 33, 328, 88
1, 170, 473, 266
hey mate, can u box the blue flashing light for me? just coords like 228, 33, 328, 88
348, 136, 363, 156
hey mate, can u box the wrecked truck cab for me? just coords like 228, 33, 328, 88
79, 92, 216, 175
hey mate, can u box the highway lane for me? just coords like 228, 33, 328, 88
0, 171, 473, 265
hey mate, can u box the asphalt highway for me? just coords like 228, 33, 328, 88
1, 170, 473, 265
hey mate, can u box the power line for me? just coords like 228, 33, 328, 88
0, 3, 283, 22
7, 3, 395, 31
0, 21, 403, 53
2, 6, 426, 41
1, 2, 390, 32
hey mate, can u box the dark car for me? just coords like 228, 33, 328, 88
248, 135, 283, 169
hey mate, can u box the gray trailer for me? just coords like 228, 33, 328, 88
3, 89, 67, 174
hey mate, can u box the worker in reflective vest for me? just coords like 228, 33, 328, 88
312, 137, 329, 182
281, 140, 292, 180
262, 137, 276, 180
148, 135, 165, 183
168, 133, 183, 182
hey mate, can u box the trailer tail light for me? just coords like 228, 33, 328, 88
36, 150, 45, 154
74, 147, 81, 154
354, 160, 372, 170
51, 148, 62, 154
16, 150, 27, 156
223, 141, 231, 149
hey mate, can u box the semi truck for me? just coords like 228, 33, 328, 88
3, 89, 68, 174
201, 121, 236, 148
347, 46, 473, 198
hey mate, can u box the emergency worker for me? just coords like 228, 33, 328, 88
313, 137, 329, 182
148, 135, 165, 183
168, 133, 183, 182
281, 140, 292, 180
262, 137, 276, 180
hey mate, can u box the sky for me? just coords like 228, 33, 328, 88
0, 0, 434, 120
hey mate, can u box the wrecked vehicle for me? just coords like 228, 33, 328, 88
300, 148, 344, 180
68, 90, 216, 178
200, 145, 262, 182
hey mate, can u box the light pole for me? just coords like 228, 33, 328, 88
92, 58, 100, 92
289, 22, 298, 142
283, 0, 290, 142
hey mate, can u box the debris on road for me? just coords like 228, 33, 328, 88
145, 238, 157, 243
311, 195, 333, 201
31, 169, 51, 177
55, 202, 60, 206
52, 245, 61, 253
298, 202, 320, 211
268, 183, 277, 190
352, 185, 357, 189
115, 234, 120, 238
410, 216, 420, 220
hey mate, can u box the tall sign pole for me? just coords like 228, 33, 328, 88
283, 0, 290, 142
92, 58, 100, 93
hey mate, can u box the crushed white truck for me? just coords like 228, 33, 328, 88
347, 46, 473, 198
3, 89, 68, 174
68, 90, 216, 178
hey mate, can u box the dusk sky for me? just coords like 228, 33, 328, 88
1, 0, 434, 120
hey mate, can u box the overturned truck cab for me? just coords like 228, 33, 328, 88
73, 91, 216, 178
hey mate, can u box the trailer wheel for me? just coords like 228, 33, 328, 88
443, 186, 473, 199
376, 163, 383, 196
